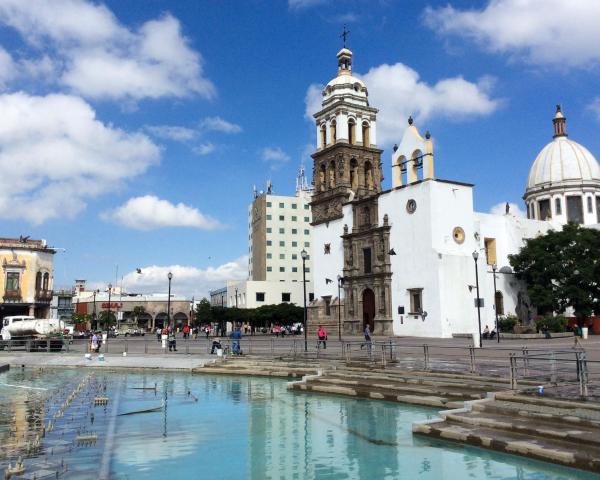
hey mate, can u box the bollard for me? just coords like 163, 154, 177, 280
469, 346, 476, 373
522, 347, 529, 377
550, 352, 557, 385
509, 353, 518, 389
423, 344, 430, 370
145, 337, 148, 354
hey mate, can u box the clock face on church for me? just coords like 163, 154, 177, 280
406, 199, 417, 214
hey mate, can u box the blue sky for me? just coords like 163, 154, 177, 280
0, 0, 599, 297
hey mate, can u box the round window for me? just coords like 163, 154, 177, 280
452, 227, 465, 244
406, 199, 417, 214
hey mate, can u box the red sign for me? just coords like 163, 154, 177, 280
101, 302, 123, 309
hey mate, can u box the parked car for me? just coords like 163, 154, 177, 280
116, 328, 145, 337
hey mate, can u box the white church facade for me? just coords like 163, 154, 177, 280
307, 48, 600, 342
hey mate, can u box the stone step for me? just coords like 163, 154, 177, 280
494, 392, 600, 413
444, 410, 600, 448
413, 419, 600, 473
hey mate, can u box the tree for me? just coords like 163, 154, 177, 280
509, 224, 600, 326
97, 310, 117, 327
71, 313, 91, 329
195, 298, 213, 324
132, 306, 146, 326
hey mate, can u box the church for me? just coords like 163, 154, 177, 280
307, 47, 600, 342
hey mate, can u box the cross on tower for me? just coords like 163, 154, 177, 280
340, 25, 350, 48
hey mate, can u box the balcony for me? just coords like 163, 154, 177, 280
35, 289, 53, 303
3, 288, 22, 302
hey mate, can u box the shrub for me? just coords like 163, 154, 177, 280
535, 314, 568, 333
497, 314, 518, 333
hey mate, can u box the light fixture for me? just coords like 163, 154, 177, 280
472, 250, 479, 261
389, 248, 396, 255
325, 278, 333, 284
301, 249, 308, 260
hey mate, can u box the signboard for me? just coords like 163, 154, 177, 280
101, 302, 123, 309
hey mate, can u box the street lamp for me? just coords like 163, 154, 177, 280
106, 283, 112, 352
337, 275, 344, 341
472, 251, 482, 348
92, 289, 98, 330
492, 264, 500, 344
167, 272, 173, 329
301, 249, 308, 353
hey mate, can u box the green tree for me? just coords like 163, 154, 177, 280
98, 310, 117, 327
132, 306, 146, 326
509, 224, 600, 327
195, 298, 213, 324
71, 313, 91, 328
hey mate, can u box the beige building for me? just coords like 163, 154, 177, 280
0, 237, 56, 319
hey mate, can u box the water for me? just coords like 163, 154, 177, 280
0, 368, 597, 479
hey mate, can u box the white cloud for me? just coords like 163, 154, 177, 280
424, 0, 600, 67
119, 257, 248, 298
193, 143, 216, 156
0, 47, 16, 87
305, 63, 499, 145
0, 92, 159, 224
102, 195, 221, 231
490, 202, 526, 218
145, 125, 197, 141
261, 147, 291, 169
0, 1, 215, 101
200, 116, 242, 134
588, 97, 600, 122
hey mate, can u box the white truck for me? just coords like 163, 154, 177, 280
0, 316, 66, 351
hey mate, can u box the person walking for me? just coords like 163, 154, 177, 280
156, 327, 161, 342
317, 325, 327, 350
168, 328, 177, 352
361, 324, 372, 351
182, 324, 190, 339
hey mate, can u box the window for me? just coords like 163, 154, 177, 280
292, 203, 297, 209
267, 266, 272, 272
363, 247, 372, 273
309, 293, 315, 302
292, 253, 297, 259
256, 292, 265, 302
304, 205, 309, 210
324, 296, 332, 316
320, 124, 326, 148
267, 240, 272, 246
279, 228, 285, 234
279, 215, 284, 221
331, 120, 337, 143
279, 241, 285, 247
266, 227, 272, 233
566, 196, 584, 224
495, 291, 504, 316
279, 202, 284, 208
324, 243, 331, 254
588, 196, 594, 213
484, 238, 497, 265
304, 216, 310, 222
362, 121, 370, 147
266, 202, 272, 207
279, 267, 285, 272
305, 267, 310, 273
292, 242, 298, 248
282, 292, 291, 302
266, 214, 272, 220
348, 119, 356, 145
6, 272, 19, 291
292, 267, 298, 272
304, 229, 309, 235
409, 288, 423, 314
267, 253, 272, 259
539, 199, 551, 220
35, 271, 42, 290
279, 254, 285, 259
304, 241, 310, 247
292, 229, 298, 234
555, 198, 562, 215
291, 216, 297, 221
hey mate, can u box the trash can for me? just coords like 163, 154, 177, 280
582, 327, 589, 340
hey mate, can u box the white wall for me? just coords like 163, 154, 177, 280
227, 280, 310, 309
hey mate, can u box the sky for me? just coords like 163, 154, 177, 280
1, 0, 599, 298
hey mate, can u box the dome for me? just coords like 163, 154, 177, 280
526, 106, 600, 191
321, 48, 369, 105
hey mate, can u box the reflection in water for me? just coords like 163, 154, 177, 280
1, 369, 598, 480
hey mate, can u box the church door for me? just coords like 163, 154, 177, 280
362, 288, 375, 332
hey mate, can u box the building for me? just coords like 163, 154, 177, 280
307, 47, 600, 342
209, 287, 228, 307
225, 279, 312, 310
73, 280, 192, 330
50, 289, 75, 321
0, 237, 56, 319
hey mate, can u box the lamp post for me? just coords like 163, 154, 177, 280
337, 275, 344, 341
167, 272, 173, 329
492, 264, 500, 344
92, 289, 98, 330
301, 249, 308, 353
472, 251, 482, 348
106, 283, 112, 351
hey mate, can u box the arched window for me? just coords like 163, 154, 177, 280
494, 291, 504, 316
319, 164, 326, 192
364, 161, 374, 190
328, 161, 336, 188
362, 121, 370, 147
331, 120, 337, 144
35, 272, 42, 291
42, 272, 49, 291
320, 125, 326, 148
348, 119, 356, 145
362, 206, 370, 226
555, 197, 562, 215
350, 158, 358, 191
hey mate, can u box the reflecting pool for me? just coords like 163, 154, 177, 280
0, 368, 598, 479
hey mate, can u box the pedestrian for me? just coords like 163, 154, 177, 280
211, 337, 222, 354
317, 325, 327, 349
156, 327, 161, 342
192, 326, 198, 340
168, 328, 177, 352
205, 325, 210, 339
161, 326, 169, 350
361, 324, 372, 350
90, 332, 98, 353
182, 324, 190, 339
230, 328, 242, 355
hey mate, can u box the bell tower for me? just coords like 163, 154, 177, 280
310, 48, 383, 226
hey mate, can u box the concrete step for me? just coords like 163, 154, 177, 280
414, 418, 600, 473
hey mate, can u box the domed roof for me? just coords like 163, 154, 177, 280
526, 106, 600, 191
321, 48, 369, 105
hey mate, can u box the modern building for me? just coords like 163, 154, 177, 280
209, 287, 228, 307
50, 289, 75, 321
0, 237, 56, 319
225, 279, 312, 310
307, 47, 599, 342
